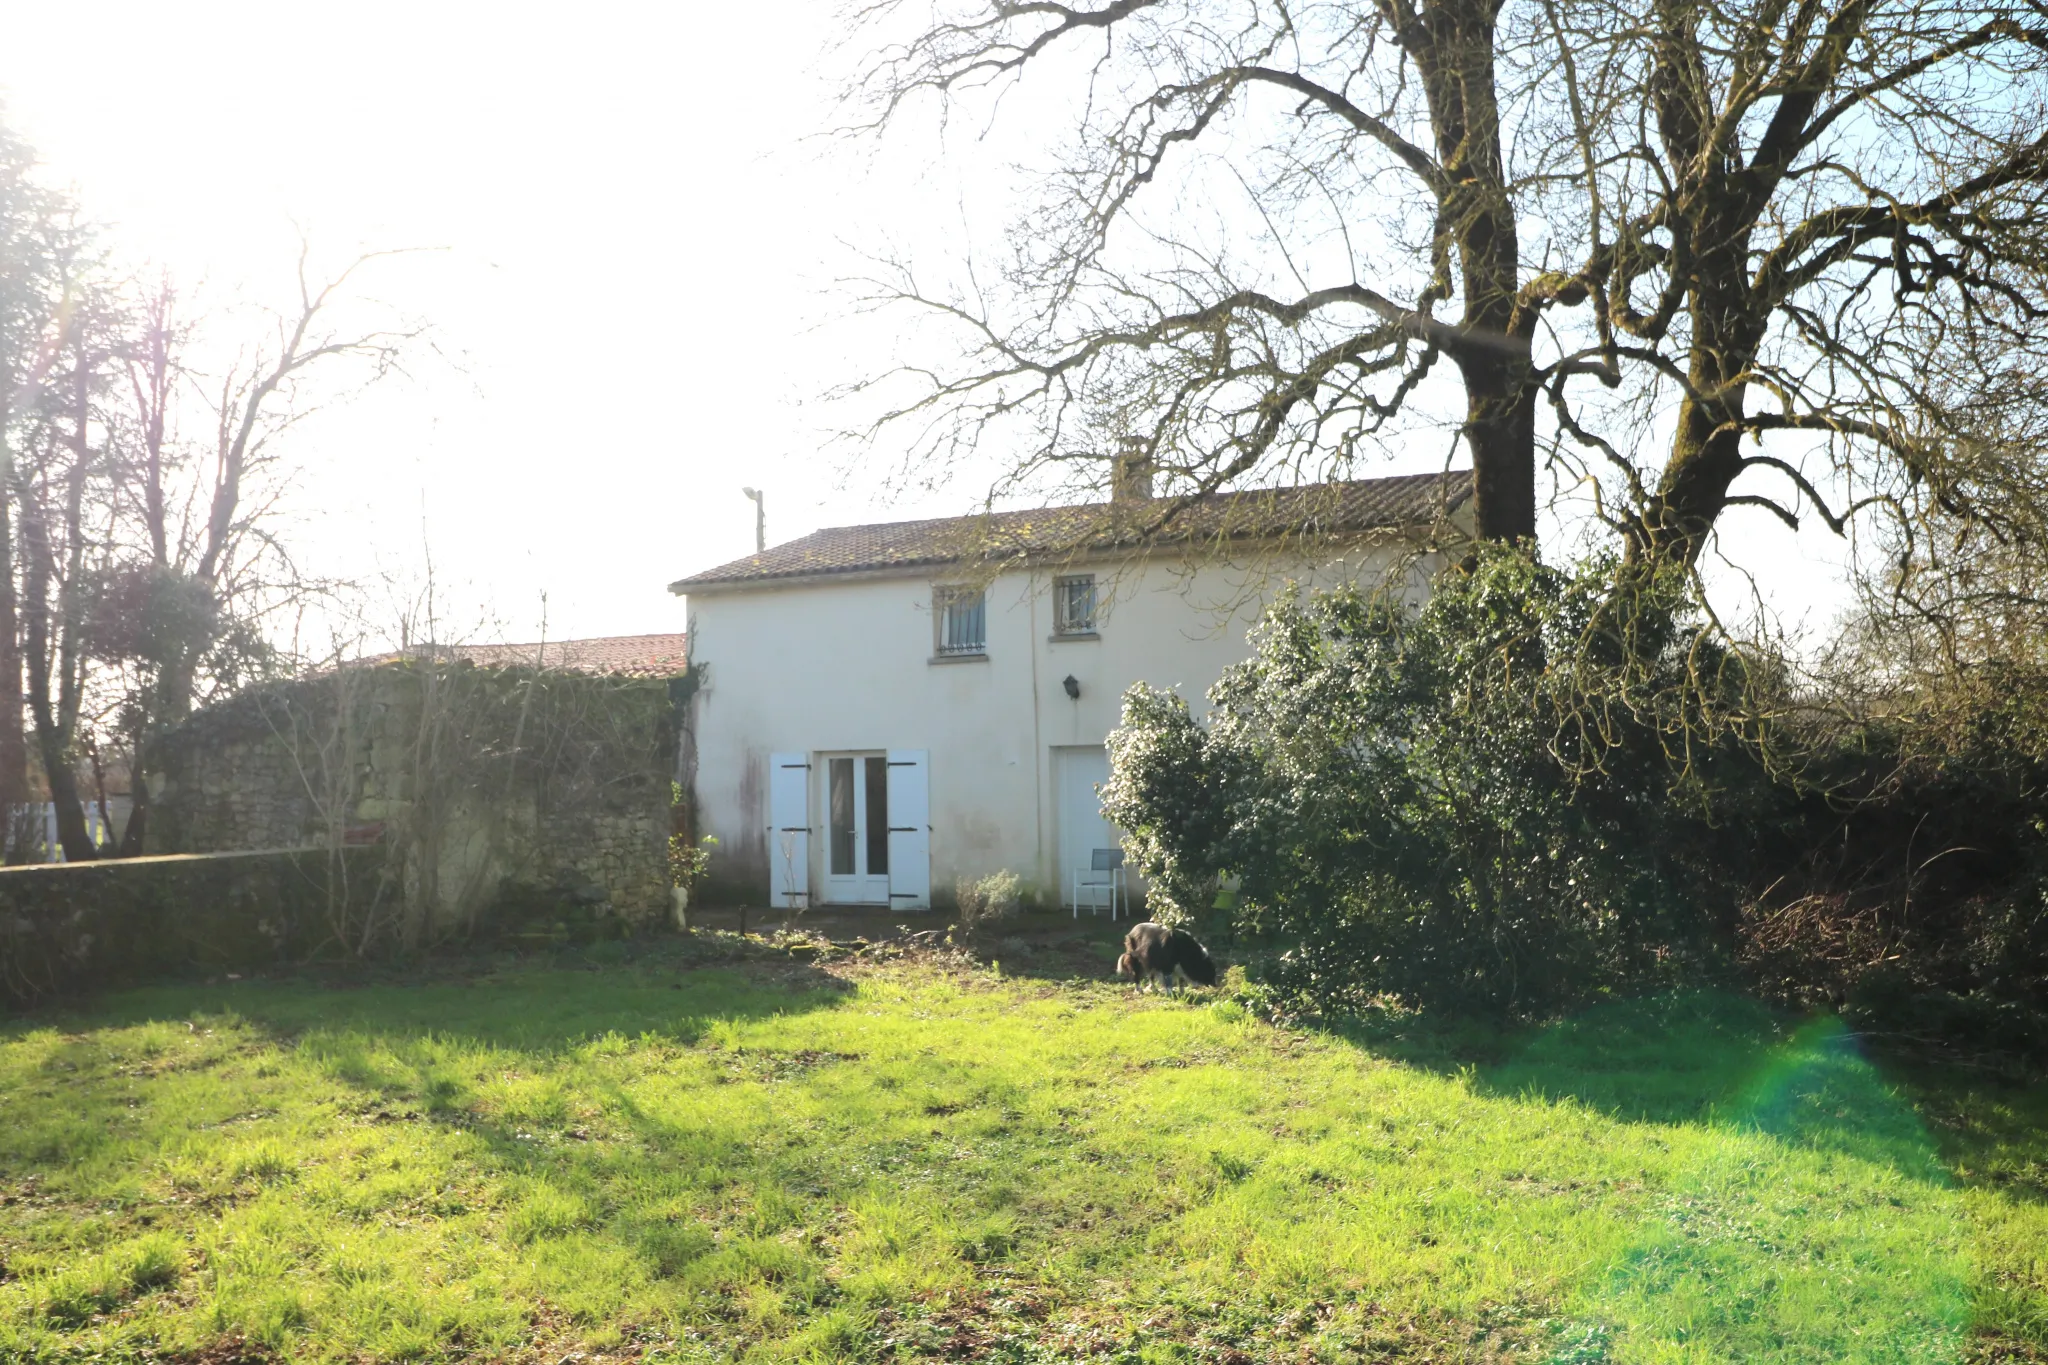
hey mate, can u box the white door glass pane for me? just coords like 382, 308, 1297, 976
829, 757, 856, 875
865, 756, 890, 875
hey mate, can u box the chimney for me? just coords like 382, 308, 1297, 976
1112, 437, 1155, 503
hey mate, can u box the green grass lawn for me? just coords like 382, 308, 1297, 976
1, 933, 2043, 1363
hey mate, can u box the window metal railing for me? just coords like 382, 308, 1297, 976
1054, 574, 1096, 635
935, 587, 987, 655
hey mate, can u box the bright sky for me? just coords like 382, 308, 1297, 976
0, 0, 1858, 651
0, 0, 890, 648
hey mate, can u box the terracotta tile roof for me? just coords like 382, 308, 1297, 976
365, 633, 689, 678
670, 470, 1471, 592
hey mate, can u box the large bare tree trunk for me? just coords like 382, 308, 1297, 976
1635, 387, 1751, 565
1416, 0, 1539, 543
1632, 232, 1762, 564
22, 485, 96, 862
1461, 360, 1539, 543
0, 420, 27, 815
22, 353, 100, 862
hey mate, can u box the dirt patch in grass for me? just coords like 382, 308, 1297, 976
164, 1334, 281, 1364
865, 1280, 1528, 1364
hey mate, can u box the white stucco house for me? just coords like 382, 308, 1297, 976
668, 467, 1471, 911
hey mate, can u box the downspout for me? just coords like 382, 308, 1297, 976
1027, 569, 1045, 897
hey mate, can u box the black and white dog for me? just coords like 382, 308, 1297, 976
1117, 921, 1218, 991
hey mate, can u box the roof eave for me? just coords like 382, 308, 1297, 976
669, 516, 1460, 595
669, 558, 962, 595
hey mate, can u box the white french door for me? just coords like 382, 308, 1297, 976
821, 753, 892, 904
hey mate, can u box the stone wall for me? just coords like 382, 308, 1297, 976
148, 717, 317, 854
0, 848, 385, 1007
147, 663, 680, 939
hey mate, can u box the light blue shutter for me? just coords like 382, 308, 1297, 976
768, 752, 810, 909
886, 749, 931, 910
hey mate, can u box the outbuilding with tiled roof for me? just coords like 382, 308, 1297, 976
374, 634, 691, 678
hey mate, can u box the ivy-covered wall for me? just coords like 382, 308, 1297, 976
146, 663, 679, 940
0, 848, 384, 1007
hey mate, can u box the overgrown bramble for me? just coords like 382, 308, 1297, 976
1103, 545, 1769, 1018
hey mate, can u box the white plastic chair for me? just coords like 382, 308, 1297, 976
1071, 847, 1126, 919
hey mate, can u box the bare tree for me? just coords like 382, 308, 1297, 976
1824, 345, 2048, 686
847, 0, 2048, 573
107, 247, 425, 854
0, 119, 68, 820
0, 111, 429, 859
849, 0, 1543, 542
1535, 0, 2048, 566
16, 261, 121, 861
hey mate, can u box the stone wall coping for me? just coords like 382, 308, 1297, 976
0, 847, 323, 875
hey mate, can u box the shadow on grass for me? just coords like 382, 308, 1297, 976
1487, 994, 1948, 1165
1316, 990, 2007, 1360
948, 917, 1995, 1197
0, 936, 884, 1361
3, 933, 2039, 1364
930, 914, 2034, 1199
1314, 990, 1977, 1183
2, 932, 855, 1055
1885, 1054, 2048, 1209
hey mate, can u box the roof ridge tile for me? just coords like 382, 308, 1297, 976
669, 470, 1471, 593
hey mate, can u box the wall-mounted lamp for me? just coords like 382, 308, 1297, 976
1062, 675, 1081, 700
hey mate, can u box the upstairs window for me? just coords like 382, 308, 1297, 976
934, 585, 987, 656
1054, 574, 1097, 635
